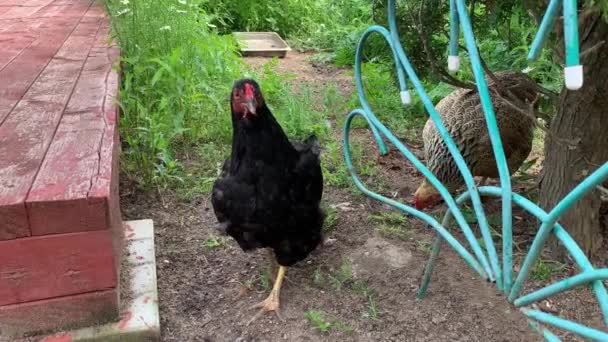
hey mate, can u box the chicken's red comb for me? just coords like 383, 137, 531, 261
244, 83, 255, 98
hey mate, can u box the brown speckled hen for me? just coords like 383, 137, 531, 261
414, 72, 538, 210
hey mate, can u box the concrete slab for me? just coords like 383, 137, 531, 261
36, 220, 160, 342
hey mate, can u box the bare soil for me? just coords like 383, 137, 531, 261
121, 52, 604, 341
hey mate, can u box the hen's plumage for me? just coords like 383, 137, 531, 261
211, 79, 324, 322
414, 72, 537, 209
212, 80, 324, 266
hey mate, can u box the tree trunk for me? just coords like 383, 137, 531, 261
539, 14, 608, 258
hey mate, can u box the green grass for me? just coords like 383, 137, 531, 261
352, 280, 380, 320
305, 310, 353, 334
332, 319, 354, 334
104, 0, 450, 196
108, 0, 369, 194
416, 240, 433, 254
258, 268, 272, 290
312, 264, 381, 322
105, 0, 242, 188
305, 310, 332, 333
369, 211, 411, 240
202, 237, 227, 249
328, 259, 354, 291
322, 204, 339, 234
201, 0, 374, 62
313, 263, 355, 293
312, 267, 326, 286
531, 260, 566, 282
105, 0, 349, 193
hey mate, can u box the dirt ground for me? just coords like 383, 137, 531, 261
120, 52, 604, 341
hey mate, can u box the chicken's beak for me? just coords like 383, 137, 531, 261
243, 99, 257, 117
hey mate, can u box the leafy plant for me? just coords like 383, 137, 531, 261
416, 240, 433, 254
305, 310, 332, 333
353, 280, 380, 320
322, 204, 339, 233
305, 310, 353, 334
531, 260, 566, 282
202, 237, 226, 249
328, 260, 354, 291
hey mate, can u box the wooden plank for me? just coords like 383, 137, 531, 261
37, 0, 95, 19
27, 16, 116, 236
26, 124, 106, 235
0, 204, 28, 242
0, 14, 85, 123
0, 5, 61, 34
0, 17, 74, 122
0, 0, 69, 18
0, 6, 13, 16
0, 289, 118, 338
0, 0, 34, 7
0, 230, 117, 306
96, 55, 123, 272
0, 0, 80, 20
21, 0, 56, 7
0, 12, 100, 240
0, 3, 47, 18
83, 0, 104, 18
0, 0, 44, 5
0, 18, 46, 71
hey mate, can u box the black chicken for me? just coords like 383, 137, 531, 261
211, 79, 325, 323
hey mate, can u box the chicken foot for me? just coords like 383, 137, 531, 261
247, 265, 286, 325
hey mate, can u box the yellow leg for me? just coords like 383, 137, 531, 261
247, 265, 286, 325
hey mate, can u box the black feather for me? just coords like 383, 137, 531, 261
211, 79, 325, 266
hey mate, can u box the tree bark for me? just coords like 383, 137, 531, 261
539, 14, 608, 258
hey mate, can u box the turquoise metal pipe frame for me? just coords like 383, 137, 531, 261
354, 23, 496, 281
343, 109, 487, 279
417, 184, 608, 339
347, 0, 606, 340
515, 269, 608, 307
418, 210, 455, 299
528, 320, 562, 342
417, 184, 608, 321
417, 232, 443, 299
553, 226, 608, 326
525, 0, 583, 88
508, 162, 608, 302
527, 0, 561, 61
453, 0, 512, 294
448, 0, 459, 60
523, 309, 608, 341
385, 0, 502, 286
563, 0, 580, 67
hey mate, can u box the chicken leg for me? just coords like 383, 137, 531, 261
247, 265, 286, 325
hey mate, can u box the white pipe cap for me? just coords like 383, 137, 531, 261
565, 65, 583, 90
400, 90, 412, 105
448, 55, 460, 73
